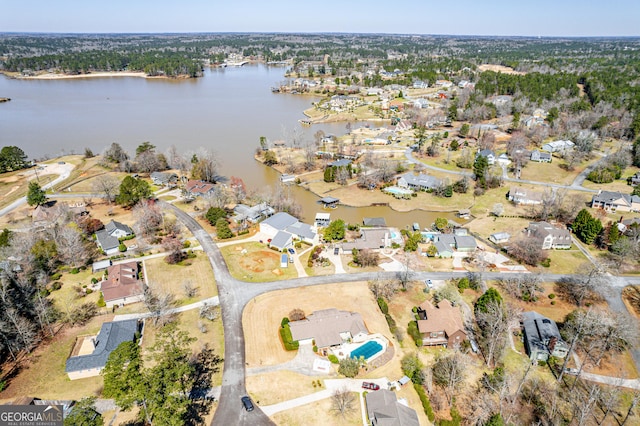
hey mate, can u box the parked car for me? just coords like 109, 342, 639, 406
425, 279, 433, 288
563, 368, 579, 375
334, 247, 340, 255
241, 396, 254, 412
362, 382, 380, 390
288, 248, 295, 254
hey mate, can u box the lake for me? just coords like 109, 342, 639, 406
0, 65, 458, 227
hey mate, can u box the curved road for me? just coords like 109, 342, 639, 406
163, 202, 640, 425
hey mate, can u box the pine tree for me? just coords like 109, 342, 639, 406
26, 181, 47, 206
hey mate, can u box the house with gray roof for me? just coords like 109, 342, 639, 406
508, 186, 543, 205
341, 228, 391, 252
233, 202, 274, 224
542, 140, 574, 153
591, 190, 640, 213
476, 149, 496, 165
526, 222, 571, 249
434, 234, 477, 254
522, 311, 568, 362
397, 172, 441, 192
489, 232, 511, 244
95, 220, 134, 255
259, 212, 317, 249
365, 389, 420, 426
363, 217, 386, 227
530, 150, 552, 163
150, 172, 178, 187
288, 309, 369, 353
329, 158, 352, 168
66, 319, 142, 380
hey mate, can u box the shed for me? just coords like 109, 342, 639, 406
398, 375, 411, 386
489, 232, 511, 244
92, 259, 112, 273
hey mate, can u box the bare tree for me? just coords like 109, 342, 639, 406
182, 280, 198, 298
199, 303, 220, 321
92, 175, 120, 204
432, 351, 468, 405
143, 286, 176, 326
475, 300, 511, 367
133, 200, 163, 241
331, 387, 356, 418
498, 274, 543, 301
55, 224, 89, 269
555, 265, 605, 307
288, 308, 305, 321
621, 391, 640, 425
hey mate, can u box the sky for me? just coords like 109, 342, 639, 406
2, 0, 639, 37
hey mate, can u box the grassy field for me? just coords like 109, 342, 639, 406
144, 253, 218, 305
271, 393, 362, 426
247, 371, 329, 406
540, 249, 589, 274
220, 242, 299, 282
48, 268, 103, 316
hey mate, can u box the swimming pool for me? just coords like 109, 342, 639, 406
390, 231, 399, 239
384, 186, 413, 196
350, 340, 383, 360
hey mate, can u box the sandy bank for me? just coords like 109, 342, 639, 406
14, 71, 149, 80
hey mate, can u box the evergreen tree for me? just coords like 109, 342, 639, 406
26, 181, 47, 206
323, 219, 345, 241
215, 218, 234, 239
64, 397, 103, 426
116, 176, 152, 207
475, 288, 503, 314
0, 146, 29, 172
205, 207, 227, 225
573, 208, 603, 245
473, 155, 489, 187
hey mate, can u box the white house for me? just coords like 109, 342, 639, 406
542, 140, 574, 153
397, 172, 441, 191
260, 212, 317, 249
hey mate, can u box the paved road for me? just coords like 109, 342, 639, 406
163, 201, 640, 425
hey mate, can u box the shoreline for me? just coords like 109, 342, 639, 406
0, 70, 184, 80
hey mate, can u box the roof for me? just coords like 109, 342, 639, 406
341, 228, 390, 251
477, 149, 495, 158
289, 309, 368, 348
522, 311, 566, 357
329, 159, 352, 167
185, 179, 216, 195
363, 217, 386, 227
270, 231, 293, 250
285, 221, 316, 240
490, 232, 511, 241
65, 319, 140, 372
101, 261, 144, 302
315, 212, 331, 220
509, 186, 543, 204
542, 140, 574, 152
398, 172, 441, 189
365, 389, 420, 426
528, 222, 571, 244
262, 212, 299, 231
105, 220, 133, 236
455, 235, 477, 250
95, 229, 119, 251
434, 240, 452, 255
92, 259, 112, 272
592, 190, 640, 207
318, 196, 340, 205
417, 300, 466, 338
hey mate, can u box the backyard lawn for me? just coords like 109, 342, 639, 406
220, 242, 299, 282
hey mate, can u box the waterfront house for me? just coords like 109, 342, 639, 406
100, 261, 145, 308
416, 300, 467, 348
150, 172, 178, 187
185, 180, 216, 197
66, 319, 142, 380
314, 212, 331, 228
526, 222, 571, 249
397, 172, 441, 192
591, 190, 640, 213
366, 390, 420, 426
233, 202, 274, 224
260, 212, 317, 248
341, 228, 391, 252
522, 311, 568, 362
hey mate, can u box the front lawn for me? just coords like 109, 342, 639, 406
220, 242, 299, 282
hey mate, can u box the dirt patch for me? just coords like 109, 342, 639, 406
623, 286, 640, 319
478, 64, 526, 75
238, 250, 280, 273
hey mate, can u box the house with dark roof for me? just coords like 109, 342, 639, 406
526, 222, 571, 249
329, 158, 352, 168
233, 202, 274, 224
288, 309, 369, 354
95, 220, 134, 255
434, 234, 477, 253
365, 389, 420, 426
185, 179, 216, 197
100, 261, 145, 308
259, 212, 317, 249
397, 172, 441, 192
476, 149, 496, 165
522, 311, 568, 362
66, 319, 142, 380
341, 228, 391, 252
591, 190, 640, 213
417, 300, 467, 348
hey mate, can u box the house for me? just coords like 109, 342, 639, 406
288, 309, 369, 353
496, 153, 511, 166
150, 172, 178, 187
185, 179, 216, 197
476, 149, 496, 165
435, 79, 453, 88
366, 389, 420, 426
259, 212, 317, 248
329, 158, 352, 168
413, 80, 428, 89
591, 190, 640, 213
433, 241, 453, 258
31, 201, 63, 224
489, 232, 511, 244
233, 202, 274, 224
315, 212, 331, 228
100, 261, 145, 308
65, 319, 142, 380
522, 311, 568, 362
629, 172, 640, 186
526, 222, 572, 249
397, 172, 441, 192
508, 186, 543, 205
530, 150, 552, 163
435, 234, 477, 253
95, 220, 134, 255
8, 397, 76, 419
542, 140, 574, 153
341, 228, 391, 252
416, 300, 467, 348
363, 217, 386, 227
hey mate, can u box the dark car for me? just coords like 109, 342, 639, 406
241, 396, 254, 412
334, 247, 340, 255
362, 382, 380, 391
288, 248, 295, 254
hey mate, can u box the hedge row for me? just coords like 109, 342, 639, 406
413, 383, 435, 422
280, 323, 299, 351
